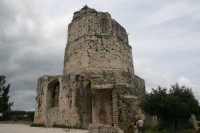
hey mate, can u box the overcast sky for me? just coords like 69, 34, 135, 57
0, 0, 200, 111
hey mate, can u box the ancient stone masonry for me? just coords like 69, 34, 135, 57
34, 5, 145, 132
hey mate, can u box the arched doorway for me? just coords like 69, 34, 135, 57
47, 79, 60, 108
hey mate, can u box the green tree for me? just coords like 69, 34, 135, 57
139, 83, 199, 130
0, 75, 13, 113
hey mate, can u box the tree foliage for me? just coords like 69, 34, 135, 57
0, 75, 13, 113
2, 111, 34, 121
139, 83, 199, 130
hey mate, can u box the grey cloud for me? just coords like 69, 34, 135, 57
0, 0, 66, 110
11, 89, 36, 111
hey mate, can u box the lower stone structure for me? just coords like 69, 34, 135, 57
88, 124, 123, 133
34, 72, 145, 129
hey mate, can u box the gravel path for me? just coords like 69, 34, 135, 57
0, 124, 89, 133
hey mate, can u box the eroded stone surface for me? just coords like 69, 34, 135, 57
34, 6, 145, 131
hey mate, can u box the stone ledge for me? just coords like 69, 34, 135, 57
122, 95, 138, 99
88, 124, 123, 133
91, 84, 113, 89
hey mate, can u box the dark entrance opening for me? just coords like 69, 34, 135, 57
47, 79, 60, 108
92, 89, 113, 125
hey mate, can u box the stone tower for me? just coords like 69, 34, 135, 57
34, 6, 145, 131
63, 6, 134, 77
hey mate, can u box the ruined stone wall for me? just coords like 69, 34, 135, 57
34, 74, 92, 128
34, 76, 49, 124
59, 74, 92, 128
63, 6, 134, 78
132, 75, 146, 96
113, 84, 141, 130
88, 72, 145, 129
34, 75, 62, 126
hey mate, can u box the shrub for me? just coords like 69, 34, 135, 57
2, 111, 34, 121
30, 123, 44, 127
52, 124, 68, 128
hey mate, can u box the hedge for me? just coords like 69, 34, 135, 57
0, 111, 34, 121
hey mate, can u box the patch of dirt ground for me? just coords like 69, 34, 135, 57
0, 124, 88, 133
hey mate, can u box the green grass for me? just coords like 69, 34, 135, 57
52, 124, 83, 129
124, 125, 199, 133
52, 124, 68, 128
30, 123, 44, 127
145, 129, 199, 133
125, 128, 199, 133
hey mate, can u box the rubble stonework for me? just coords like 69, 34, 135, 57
34, 6, 145, 131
